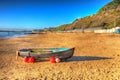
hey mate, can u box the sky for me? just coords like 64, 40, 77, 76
0, 0, 112, 30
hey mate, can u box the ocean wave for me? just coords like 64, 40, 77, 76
0, 32, 28, 39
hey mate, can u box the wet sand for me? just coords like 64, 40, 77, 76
0, 33, 120, 80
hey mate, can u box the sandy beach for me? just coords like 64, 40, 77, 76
0, 33, 120, 80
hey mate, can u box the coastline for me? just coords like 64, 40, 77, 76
0, 31, 29, 39
0, 33, 120, 80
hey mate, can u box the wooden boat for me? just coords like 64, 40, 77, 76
16, 48, 75, 61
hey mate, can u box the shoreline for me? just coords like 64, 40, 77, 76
0, 31, 30, 39
0, 34, 29, 39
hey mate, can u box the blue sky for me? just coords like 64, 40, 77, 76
0, 0, 112, 30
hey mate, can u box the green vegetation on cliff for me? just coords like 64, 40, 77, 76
53, 0, 120, 31
99, 0, 120, 12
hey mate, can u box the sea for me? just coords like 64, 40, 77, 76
0, 31, 28, 39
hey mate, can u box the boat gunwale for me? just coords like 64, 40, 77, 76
18, 48, 74, 54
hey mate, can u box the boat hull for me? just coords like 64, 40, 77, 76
17, 48, 75, 60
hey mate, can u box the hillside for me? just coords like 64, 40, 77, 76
53, 0, 120, 31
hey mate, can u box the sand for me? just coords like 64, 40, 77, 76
0, 33, 120, 80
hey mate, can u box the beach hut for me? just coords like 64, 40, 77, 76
92, 29, 94, 33
82, 28, 84, 33
115, 27, 120, 29
111, 28, 115, 33
115, 29, 120, 34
